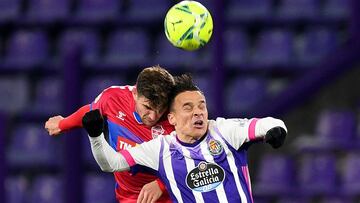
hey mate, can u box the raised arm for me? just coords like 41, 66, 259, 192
82, 109, 130, 172
45, 104, 90, 136
257, 117, 287, 148
216, 117, 288, 149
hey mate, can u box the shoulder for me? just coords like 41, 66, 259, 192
156, 119, 175, 134
102, 85, 134, 97
94, 85, 134, 103
213, 117, 249, 127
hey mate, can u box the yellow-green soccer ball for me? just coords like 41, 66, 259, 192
164, 0, 213, 51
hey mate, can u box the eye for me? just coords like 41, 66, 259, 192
183, 105, 192, 111
198, 102, 206, 110
144, 105, 152, 110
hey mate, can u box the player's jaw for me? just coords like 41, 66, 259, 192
190, 116, 207, 137
142, 112, 161, 126
134, 95, 165, 126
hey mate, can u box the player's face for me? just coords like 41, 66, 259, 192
168, 91, 208, 142
134, 95, 165, 127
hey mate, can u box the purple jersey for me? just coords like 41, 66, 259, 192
121, 117, 274, 203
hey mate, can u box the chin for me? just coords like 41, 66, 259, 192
193, 129, 206, 138
143, 120, 154, 126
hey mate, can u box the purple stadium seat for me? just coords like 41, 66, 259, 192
153, 35, 198, 69
277, 197, 311, 203
26, 0, 70, 23
322, 0, 350, 20
224, 29, 249, 67
298, 154, 337, 195
58, 29, 100, 65
0, 0, 20, 22
295, 28, 338, 66
276, 0, 319, 20
254, 154, 295, 195
252, 197, 271, 203
82, 76, 125, 104
82, 132, 99, 168
294, 110, 357, 151
84, 173, 116, 203
32, 77, 63, 115
5, 176, 29, 203
319, 196, 354, 203
103, 30, 149, 67
0, 77, 28, 113
226, 0, 272, 21
225, 77, 267, 115
4, 30, 48, 68
251, 30, 293, 67
30, 176, 63, 203
76, 0, 120, 23
123, 0, 169, 23
315, 110, 357, 149
341, 153, 360, 195
7, 124, 59, 168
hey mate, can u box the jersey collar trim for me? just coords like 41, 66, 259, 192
175, 131, 208, 147
133, 112, 143, 124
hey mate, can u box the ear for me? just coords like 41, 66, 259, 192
168, 112, 176, 126
132, 88, 138, 100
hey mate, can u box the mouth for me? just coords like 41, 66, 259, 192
193, 120, 204, 128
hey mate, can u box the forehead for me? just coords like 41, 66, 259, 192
137, 95, 165, 112
137, 95, 150, 104
175, 91, 205, 104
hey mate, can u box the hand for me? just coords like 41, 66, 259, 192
137, 180, 163, 203
45, 115, 64, 136
265, 127, 287, 149
82, 109, 104, 137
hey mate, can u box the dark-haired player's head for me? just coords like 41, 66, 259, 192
133, 65, 175, 126
167, 74, 208, 143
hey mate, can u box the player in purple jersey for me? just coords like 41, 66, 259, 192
83, 74, 288, 203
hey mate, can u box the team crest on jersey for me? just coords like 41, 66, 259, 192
207, 139, 223, 155
186, 161, 225, 192
151, 125, 165, 139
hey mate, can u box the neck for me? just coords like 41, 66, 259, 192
177, 133, 205, 144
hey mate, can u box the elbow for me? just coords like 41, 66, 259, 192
99, 165, 115, 173
262, 117, 287, 132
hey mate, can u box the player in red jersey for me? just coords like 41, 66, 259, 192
45, 66, 175, 203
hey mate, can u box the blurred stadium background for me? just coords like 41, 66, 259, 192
0, 0, 359, 202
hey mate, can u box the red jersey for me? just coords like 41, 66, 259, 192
91, 85, 174, 202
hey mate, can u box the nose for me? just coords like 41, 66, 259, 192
194, 107, 204, 117
148, 111, 157, 121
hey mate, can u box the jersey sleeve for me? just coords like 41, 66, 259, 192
59, 86, 121, 132
215, 117, 287, 150
120, 137, 162, 171
90, 86, 114, 113
59, 104, 90, 131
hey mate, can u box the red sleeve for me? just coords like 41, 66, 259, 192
59, 104, 91, 131
156, 178, 167, 193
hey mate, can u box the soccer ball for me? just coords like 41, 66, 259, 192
164, 1, 213, 51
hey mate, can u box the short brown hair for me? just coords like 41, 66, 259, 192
136, 65, 175, 111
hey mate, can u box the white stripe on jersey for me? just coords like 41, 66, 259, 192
162, 141, 184, 203
209, 126, 249, 203
181, 147, 205, 203
199, 138, 229, 203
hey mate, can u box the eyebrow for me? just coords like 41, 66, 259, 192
182, 100, 206, 107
